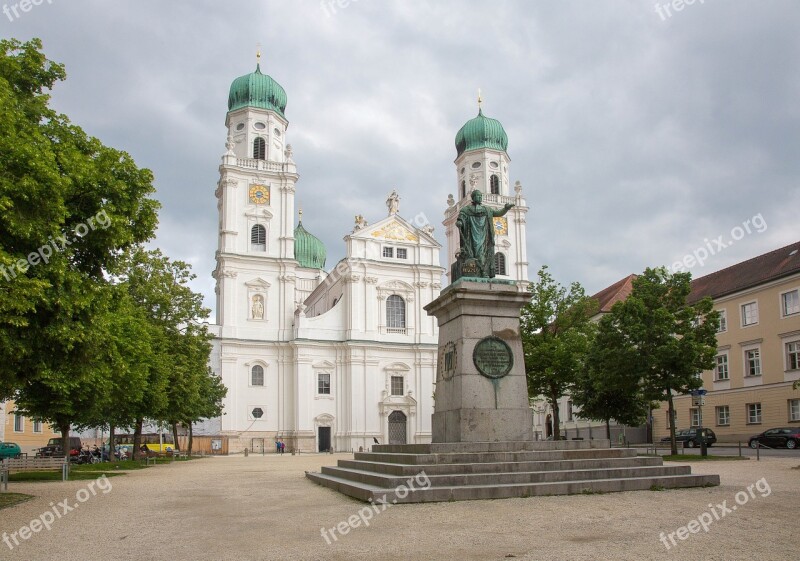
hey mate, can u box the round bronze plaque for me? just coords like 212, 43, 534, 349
473, 336, 513, 379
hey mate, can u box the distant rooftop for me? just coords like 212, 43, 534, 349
590, 274, 637, 313
688, 240, 800, 302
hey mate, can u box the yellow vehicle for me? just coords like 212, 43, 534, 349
114, 433, 175, 454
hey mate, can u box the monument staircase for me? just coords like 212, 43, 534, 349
305, 439, 719, 503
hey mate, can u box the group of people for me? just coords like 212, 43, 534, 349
275, 439, 285, 454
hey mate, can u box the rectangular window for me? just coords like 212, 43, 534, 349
33, 420, 43, 433
745, 348, 761, 377
317, 373, 331, 395
741, 302, 758, 326
14, 414, 23, 432
690, 408, 701, 427
391, 376, 404, 396
787, 341, 800, 371
789, 399, 800, 422
382, 247, 394, 258
782, 289, 800, 317
747, 403, 762, 424
396, 248, 407, 259
716, 406, 730, 426
716, 309, 727, 333
715, 354, 729, 380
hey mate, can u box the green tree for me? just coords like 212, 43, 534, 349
115, 248, 212, 459
1, 39, 159, 455
572, 317, 651, 440
596, 267, 718, 455
521, 266, 598, 440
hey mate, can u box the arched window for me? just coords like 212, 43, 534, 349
386, 295, 406, 330
490, 175, 500, 195
251, 224, 266, 251
460, 181, 466, 199
253, 137, 266, 160
251, 365, 264, 386
494, 252, 507, 276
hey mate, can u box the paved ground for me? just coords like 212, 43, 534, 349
1, 453, 796, 561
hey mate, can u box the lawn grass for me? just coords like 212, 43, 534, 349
661, 454, 749, 462
0, 492, 34, 510
9, 471, 126, 482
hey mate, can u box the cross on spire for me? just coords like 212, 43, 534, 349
478, 88, 483, 111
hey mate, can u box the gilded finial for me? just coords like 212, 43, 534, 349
478, 88, 483, 111
256, 42, 262, 65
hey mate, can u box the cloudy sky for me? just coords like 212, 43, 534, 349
5, 1, 799, 314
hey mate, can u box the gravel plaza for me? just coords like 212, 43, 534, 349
1, 454, 795, 561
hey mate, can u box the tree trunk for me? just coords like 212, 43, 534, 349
109, 425, 116, 463
667, 391, 678, 456
59, 421, 71, 462
605, 419, 611, 441
188, 423, 193, 455
550, 394, 561, 441
171, 421, 180, 452
133, 418, 144, 460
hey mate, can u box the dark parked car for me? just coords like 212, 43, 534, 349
35, 437, 82, 459
748, 427, 800, 449
660, 428, 717, 448
0, 442, 22, 459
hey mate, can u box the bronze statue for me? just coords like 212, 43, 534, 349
455, 190, 513, 279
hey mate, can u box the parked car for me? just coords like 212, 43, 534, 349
660, 428, 717, 448
0, 442, 22, 459
748, 427, 800, 449
35, 437, 82, 459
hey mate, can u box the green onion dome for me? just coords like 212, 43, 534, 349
294, 222, 326, 269
455, 109, 508, 157
228, 64, 288, 118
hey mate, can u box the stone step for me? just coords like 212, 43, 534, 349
336, 455, 665, 477
354, 447, 638, 465
306, 471, 721, 504
372, 439, 612, 454
320, 464, 692, 489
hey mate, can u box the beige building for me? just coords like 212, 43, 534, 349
653, 241, 800, 443
0, 400, 59, 453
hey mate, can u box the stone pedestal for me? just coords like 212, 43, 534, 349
424, 279, 533, 443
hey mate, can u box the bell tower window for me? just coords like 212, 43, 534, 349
460, 181, 466, 199
251, 224, 266, 251
490, 175, 500, 195
494, 252, 507, 276
253, 137, 266, 160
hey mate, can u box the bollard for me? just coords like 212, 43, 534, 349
738, 441, 742, 457
756, 443, 760, 461
244, 447, 249, 457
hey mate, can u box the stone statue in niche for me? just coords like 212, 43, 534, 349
251, 294, 264, 320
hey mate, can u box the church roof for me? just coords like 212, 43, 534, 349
455, 109, 509, 157
294, 221, 326, 269
228, 64, 288, 118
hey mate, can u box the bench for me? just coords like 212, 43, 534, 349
1, 457, 68, 490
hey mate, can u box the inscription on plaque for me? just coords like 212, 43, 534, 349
439, 342, 456, 381
461, 258, 479, 277
473, 336, 513, 379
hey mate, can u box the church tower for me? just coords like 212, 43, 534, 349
443, 95, 530, 289
213, 56, 324, 342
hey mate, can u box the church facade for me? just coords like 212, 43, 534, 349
208, 62, 529, 453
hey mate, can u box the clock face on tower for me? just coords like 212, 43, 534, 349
249, 184, 270, 205
493, 217, 508, 236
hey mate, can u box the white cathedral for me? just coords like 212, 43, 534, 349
208, 62, 530, 453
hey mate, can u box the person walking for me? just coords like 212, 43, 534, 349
275, 439, 281, 454
279, 439, 285, 455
